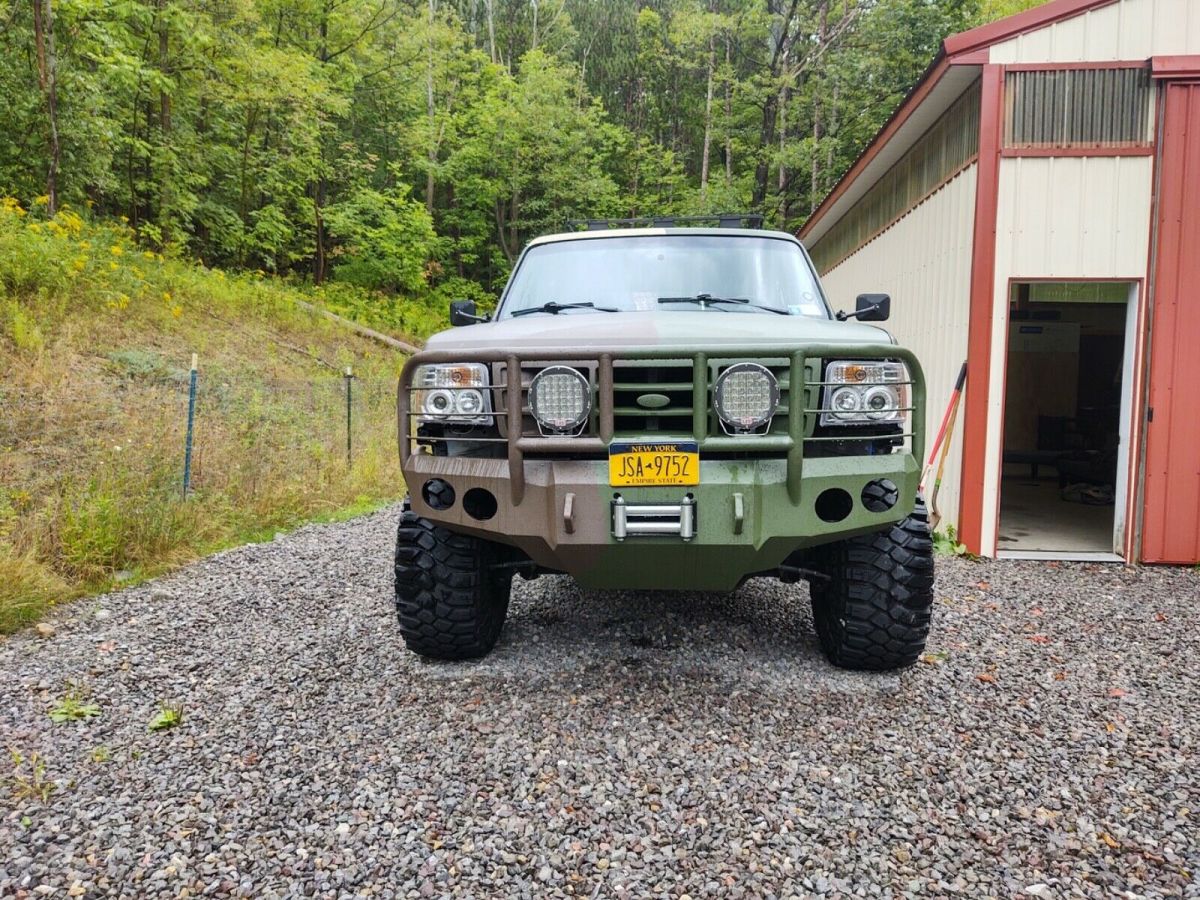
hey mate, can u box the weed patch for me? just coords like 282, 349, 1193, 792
149, 702, 183, 731
48, 681, 101, 723
5, 749, 57, 804
0, 201, 409, 632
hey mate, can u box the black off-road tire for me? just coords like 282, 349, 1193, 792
394, 503, 512, 660
809, 499, 935, 671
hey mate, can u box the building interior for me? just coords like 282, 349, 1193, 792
998, 283, 1130, 556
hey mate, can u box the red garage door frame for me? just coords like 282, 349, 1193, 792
1140, 71, 1200, 563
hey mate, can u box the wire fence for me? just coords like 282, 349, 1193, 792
0, 359, 401, 501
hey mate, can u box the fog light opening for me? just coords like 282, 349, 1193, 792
421, 479, 456, 511
861, 479, 899, 513
815, 488, 853, 523
463, 487, 498, 521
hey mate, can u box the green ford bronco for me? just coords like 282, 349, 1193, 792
395, 216, 934, 670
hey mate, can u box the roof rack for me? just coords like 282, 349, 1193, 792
565, 213, 765, 232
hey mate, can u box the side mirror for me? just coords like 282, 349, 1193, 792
449, 299, 486, 326
837, 293, 890, 322
855, 293, 890, 321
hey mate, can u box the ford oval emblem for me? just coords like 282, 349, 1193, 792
636, 392, 671, 410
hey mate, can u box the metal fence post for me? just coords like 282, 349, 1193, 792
183, 353, 198, 498
344, 366, 353, 466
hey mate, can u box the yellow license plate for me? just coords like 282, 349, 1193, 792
608, 441, 700, 487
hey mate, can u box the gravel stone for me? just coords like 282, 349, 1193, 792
1, 505, 1198, 897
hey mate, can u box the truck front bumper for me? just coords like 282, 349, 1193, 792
404, 452, 920, 592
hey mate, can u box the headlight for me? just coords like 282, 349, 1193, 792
413, 363, 493, 425
530, 365, 591, 434
820, 361, 906, 426
714, 363, 779, 434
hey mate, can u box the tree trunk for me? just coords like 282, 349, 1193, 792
493, 198, 513, 264
751, 95, 778, 208
314, 178, 327, 284
313, 1, 330, 284
485, 0, 497, 64
811, 1, 828, 214
751, 0, 800, 208
157, 0, 172, 237
724, 36, 732, 185
700, 32, 714, 201
426, 0, 437, 215
32, 0, 60, 215
778, 44, 788, 221
824, 79, 839, 203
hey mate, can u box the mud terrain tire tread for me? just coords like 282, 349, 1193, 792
810, 499, 935, 671
394, 505, 511, 660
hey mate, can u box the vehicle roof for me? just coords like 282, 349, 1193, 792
526, 227, 803, 248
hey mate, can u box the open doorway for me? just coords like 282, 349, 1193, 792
998, 281, 1136, 558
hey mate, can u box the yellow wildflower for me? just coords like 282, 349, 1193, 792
172, 306, 183, 318
72, 257, 87, 272
162, 291, 172, 302
33, 195, 49, 206
109, 261, 119, 271
78, 240, 90, 250
143, 250, 155, 260
110, 245, 123, 256
55, 210, 83, 235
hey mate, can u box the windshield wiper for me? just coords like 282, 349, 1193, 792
511, 301, 619, 317
657, 294, 790, 315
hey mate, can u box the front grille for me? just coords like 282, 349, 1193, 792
612, 361, 693, 435
493, 357, 820, 446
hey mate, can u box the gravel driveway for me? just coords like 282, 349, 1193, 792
1, 506, 1197, 898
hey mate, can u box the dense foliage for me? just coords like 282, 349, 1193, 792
1, 0, 1042, 299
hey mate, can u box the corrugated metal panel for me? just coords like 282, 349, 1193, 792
820, 165, 978, 534
979, 154, 1154, 555
809, 86, 980, 272
1004, 68, 1153, 148
1142, 82, 1200, 564
993, 155, 1153, 277
989, 0, 1200, 64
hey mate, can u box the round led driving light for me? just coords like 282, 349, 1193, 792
714, 363, 779, 433
530, 366, 591, 434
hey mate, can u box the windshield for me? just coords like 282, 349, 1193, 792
499, 235, 829, 318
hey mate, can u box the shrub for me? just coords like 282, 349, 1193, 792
324, 189, 437, 294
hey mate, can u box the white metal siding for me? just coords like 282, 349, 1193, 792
989, 0, 1200, 63
819, 164, 978, 532
980, 154, 1154, 553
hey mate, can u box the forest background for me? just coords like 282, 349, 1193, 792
3, 0, 1044, 313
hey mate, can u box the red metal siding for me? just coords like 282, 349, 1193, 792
1142, 82, 1200, 564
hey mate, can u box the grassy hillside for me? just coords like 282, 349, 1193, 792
0, 199, 422, 632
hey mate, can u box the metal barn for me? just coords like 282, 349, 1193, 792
800, 0, 1200, 563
